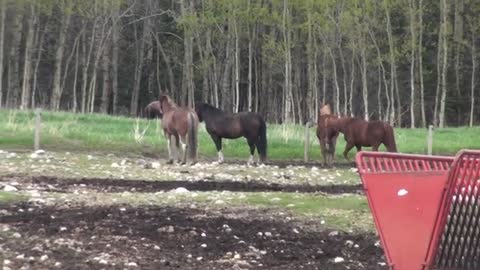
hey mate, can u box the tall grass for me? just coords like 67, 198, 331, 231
0, 109, 479, 160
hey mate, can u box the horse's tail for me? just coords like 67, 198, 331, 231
257, 118, 267, 163
187, 111, 198, 163
384, 123, 397, 152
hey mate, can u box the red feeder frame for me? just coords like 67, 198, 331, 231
356, 150, 480, 270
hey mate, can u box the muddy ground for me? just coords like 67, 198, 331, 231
1, 202, 385, 270
1, 174, 363, 194
0, 152, 385, 269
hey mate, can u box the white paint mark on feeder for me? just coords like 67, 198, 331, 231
397, 189, 408, 196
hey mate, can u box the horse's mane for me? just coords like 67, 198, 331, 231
198, 103, 224, 114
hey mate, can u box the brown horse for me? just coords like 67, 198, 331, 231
159, 95, 198, 165
316, 105, 339, 167
195, 103, 267, 164
144, 101, 162, 119
319, 104, 397, 162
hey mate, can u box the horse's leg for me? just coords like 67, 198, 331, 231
179, 135, 188, 165
356, 145, 362, 152
211, 135, 223, 163
166, 134, 174, 164
174, 134, 182, 163
343, 142, 355, 162
320, 142, 328, 167
247, 138, 256, 166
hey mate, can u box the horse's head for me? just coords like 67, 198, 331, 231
194, 103, 205, 122
159, 95, 176, 114
319, 104, 332, 116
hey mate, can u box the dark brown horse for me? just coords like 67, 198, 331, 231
318, 104, 397, 162
195, 103, 267, 164
144, 101, 162, 119
159, 95, 198, 165
316, 105, 339, 167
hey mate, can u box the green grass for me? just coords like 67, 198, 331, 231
0, 191, 27, 203
1, 109, 479, 160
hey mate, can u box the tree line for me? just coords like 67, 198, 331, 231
0, 0, 478, 127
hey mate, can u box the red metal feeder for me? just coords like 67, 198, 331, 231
356, 150, 480, 270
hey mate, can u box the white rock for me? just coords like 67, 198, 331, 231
99, 259, 108, 265
378, 262, 387, 266
333, 257, 345, 263
111, 163, 120, 168
264, 232, 272, 237
2, 185, 17, 192
16, 254, 25, 259
200, 243, 207, 248
55, 262, 62, 267
153, 245, 160, 250
7, 153, 17, 158
35, 149, 46, 155
151, 162, 161, 169
127, 262, 138, 267
87, 155, 94, 160
201, 232, 206, 237
328, 231, 339, 237
12, 232, 21, 238
173, 187, 189, 193
292, 228, 300, 234
40, 255, 49, 261
345, 240, 354, 247
256, 232, 263, 237
233, 254, 241, 260
214, 200, 225, 204
196, 257, 203, 261
59, 227, 67, 232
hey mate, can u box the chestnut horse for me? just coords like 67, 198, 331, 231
144, 101, 162, 119
316, 105, 339, 167
318, 104, 397, 162
159, 95, 198, 165
195, 103, 267, 164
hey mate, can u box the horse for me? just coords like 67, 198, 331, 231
318, 104, 397, 162
316, 105, 339, 167
144, 101, 162, 119
158, 95, 198, 165
195, 103, 267, 165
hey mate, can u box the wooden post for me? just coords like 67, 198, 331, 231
304, 121, 311, 162
427, 125, 433, 155
34, 108, 41, 151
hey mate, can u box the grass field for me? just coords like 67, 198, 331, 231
1, 109, 479, 160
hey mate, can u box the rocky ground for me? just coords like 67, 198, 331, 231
0, 150, 386, 269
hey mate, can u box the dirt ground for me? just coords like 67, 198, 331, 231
0, 152, 386, 269
1, 202, 386, 270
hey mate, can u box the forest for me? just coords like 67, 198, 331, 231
0, 0, 478, 127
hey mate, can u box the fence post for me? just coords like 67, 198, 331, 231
34, 108, 41, 151
427, 125, 433, 156
304, 121, 311, 162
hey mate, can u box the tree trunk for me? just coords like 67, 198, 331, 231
453, 0, 464, 96
439, 0, 449, 128
0, 0, 6, 107
111, 10, 119, 114
247, 24, 254, 112
470, 32, 476, 127
32, 18, 49, 108
6, 10, 23, 108
130, 17, 148, 116
328, 49, 340, 116
384, 0, 397, 126
222, 21, 233, 112
72, 39, 80, 113
408, 0, 416, 128
234, 16, 240, 113
349, 48, 356, 117
20, 4, 35, 110
100, 39, 111, 114
51, 7, 72, 111
418, 0, 426, 127
283, 0, 293, 123
360, 45, 369, 121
